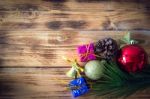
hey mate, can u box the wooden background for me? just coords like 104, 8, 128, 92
0, 0, 150, 99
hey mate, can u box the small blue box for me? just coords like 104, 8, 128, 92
69, 77, 89, 97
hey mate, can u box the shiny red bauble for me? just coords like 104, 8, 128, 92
117, 44, 147, 73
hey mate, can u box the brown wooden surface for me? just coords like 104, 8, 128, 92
0, 0, 150, 99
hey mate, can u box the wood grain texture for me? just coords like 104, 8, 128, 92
0, 31, 149, 67
0, 68, 150, 99
0, 68, 71, 99
0, 0, 150, 99
0, 0, 149, 30
0, 11, 149, 30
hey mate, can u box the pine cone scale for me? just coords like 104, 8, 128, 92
95, 38, 118, 60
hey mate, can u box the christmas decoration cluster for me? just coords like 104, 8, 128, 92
64, 32, 149, 98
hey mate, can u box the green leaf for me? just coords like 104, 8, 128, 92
121, 32, 138, 45
121, 32, 131, 44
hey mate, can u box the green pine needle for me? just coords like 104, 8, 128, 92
91, 61, 150, 98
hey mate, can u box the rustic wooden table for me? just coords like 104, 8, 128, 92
0, 0, 150, 99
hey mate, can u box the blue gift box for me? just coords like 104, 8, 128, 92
69, 77, 89, 97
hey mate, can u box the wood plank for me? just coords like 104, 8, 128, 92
0, 0, 149, 30
0, 68, 71, 99
0, 10, 149, 30
0, 31, 150, 67
0, 0, 149, 11
0, 67, 150, 99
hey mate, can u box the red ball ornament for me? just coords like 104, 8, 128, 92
118, 44, 147, 73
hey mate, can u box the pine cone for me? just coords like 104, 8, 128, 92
95, 38, 118, 60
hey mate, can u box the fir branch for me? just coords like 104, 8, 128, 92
91, 61, 150, 98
